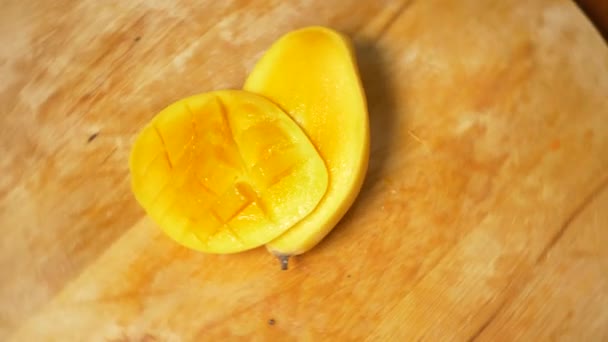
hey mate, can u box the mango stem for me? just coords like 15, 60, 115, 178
277, 255, 290, 270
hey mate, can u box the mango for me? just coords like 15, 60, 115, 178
244, 26, 369, 260
129, 90, 329, 253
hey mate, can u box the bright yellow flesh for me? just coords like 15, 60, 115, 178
244, 27, 369, 255
129, 90, 329, 253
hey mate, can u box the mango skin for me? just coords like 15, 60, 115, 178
129, 90, 328, 253
244, 27, 370, 255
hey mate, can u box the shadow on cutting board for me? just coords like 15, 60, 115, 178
354, 38, 400, 199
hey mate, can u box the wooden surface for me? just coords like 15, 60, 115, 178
575, 0, 608, 39
2, 0, 608, 340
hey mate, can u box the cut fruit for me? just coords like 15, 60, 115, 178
129, 90, 329, 253
244, 26, 370, 259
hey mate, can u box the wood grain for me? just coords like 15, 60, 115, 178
1, 0, 607, 340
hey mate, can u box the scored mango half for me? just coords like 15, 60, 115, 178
245, 27, 369, 260
129, 90, 328, 253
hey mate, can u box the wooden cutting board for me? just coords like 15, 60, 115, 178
2, 0, 607, 340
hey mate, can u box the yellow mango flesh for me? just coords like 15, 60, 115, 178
244, 27, 369, 254
129, 90, 328, 253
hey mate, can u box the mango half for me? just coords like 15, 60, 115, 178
244, 26, 370, 257
129, 90, 328, 253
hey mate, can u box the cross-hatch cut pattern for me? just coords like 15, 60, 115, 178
210, 182, 259, 223
250, 145, 302, 189
142, 97, 308, 241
